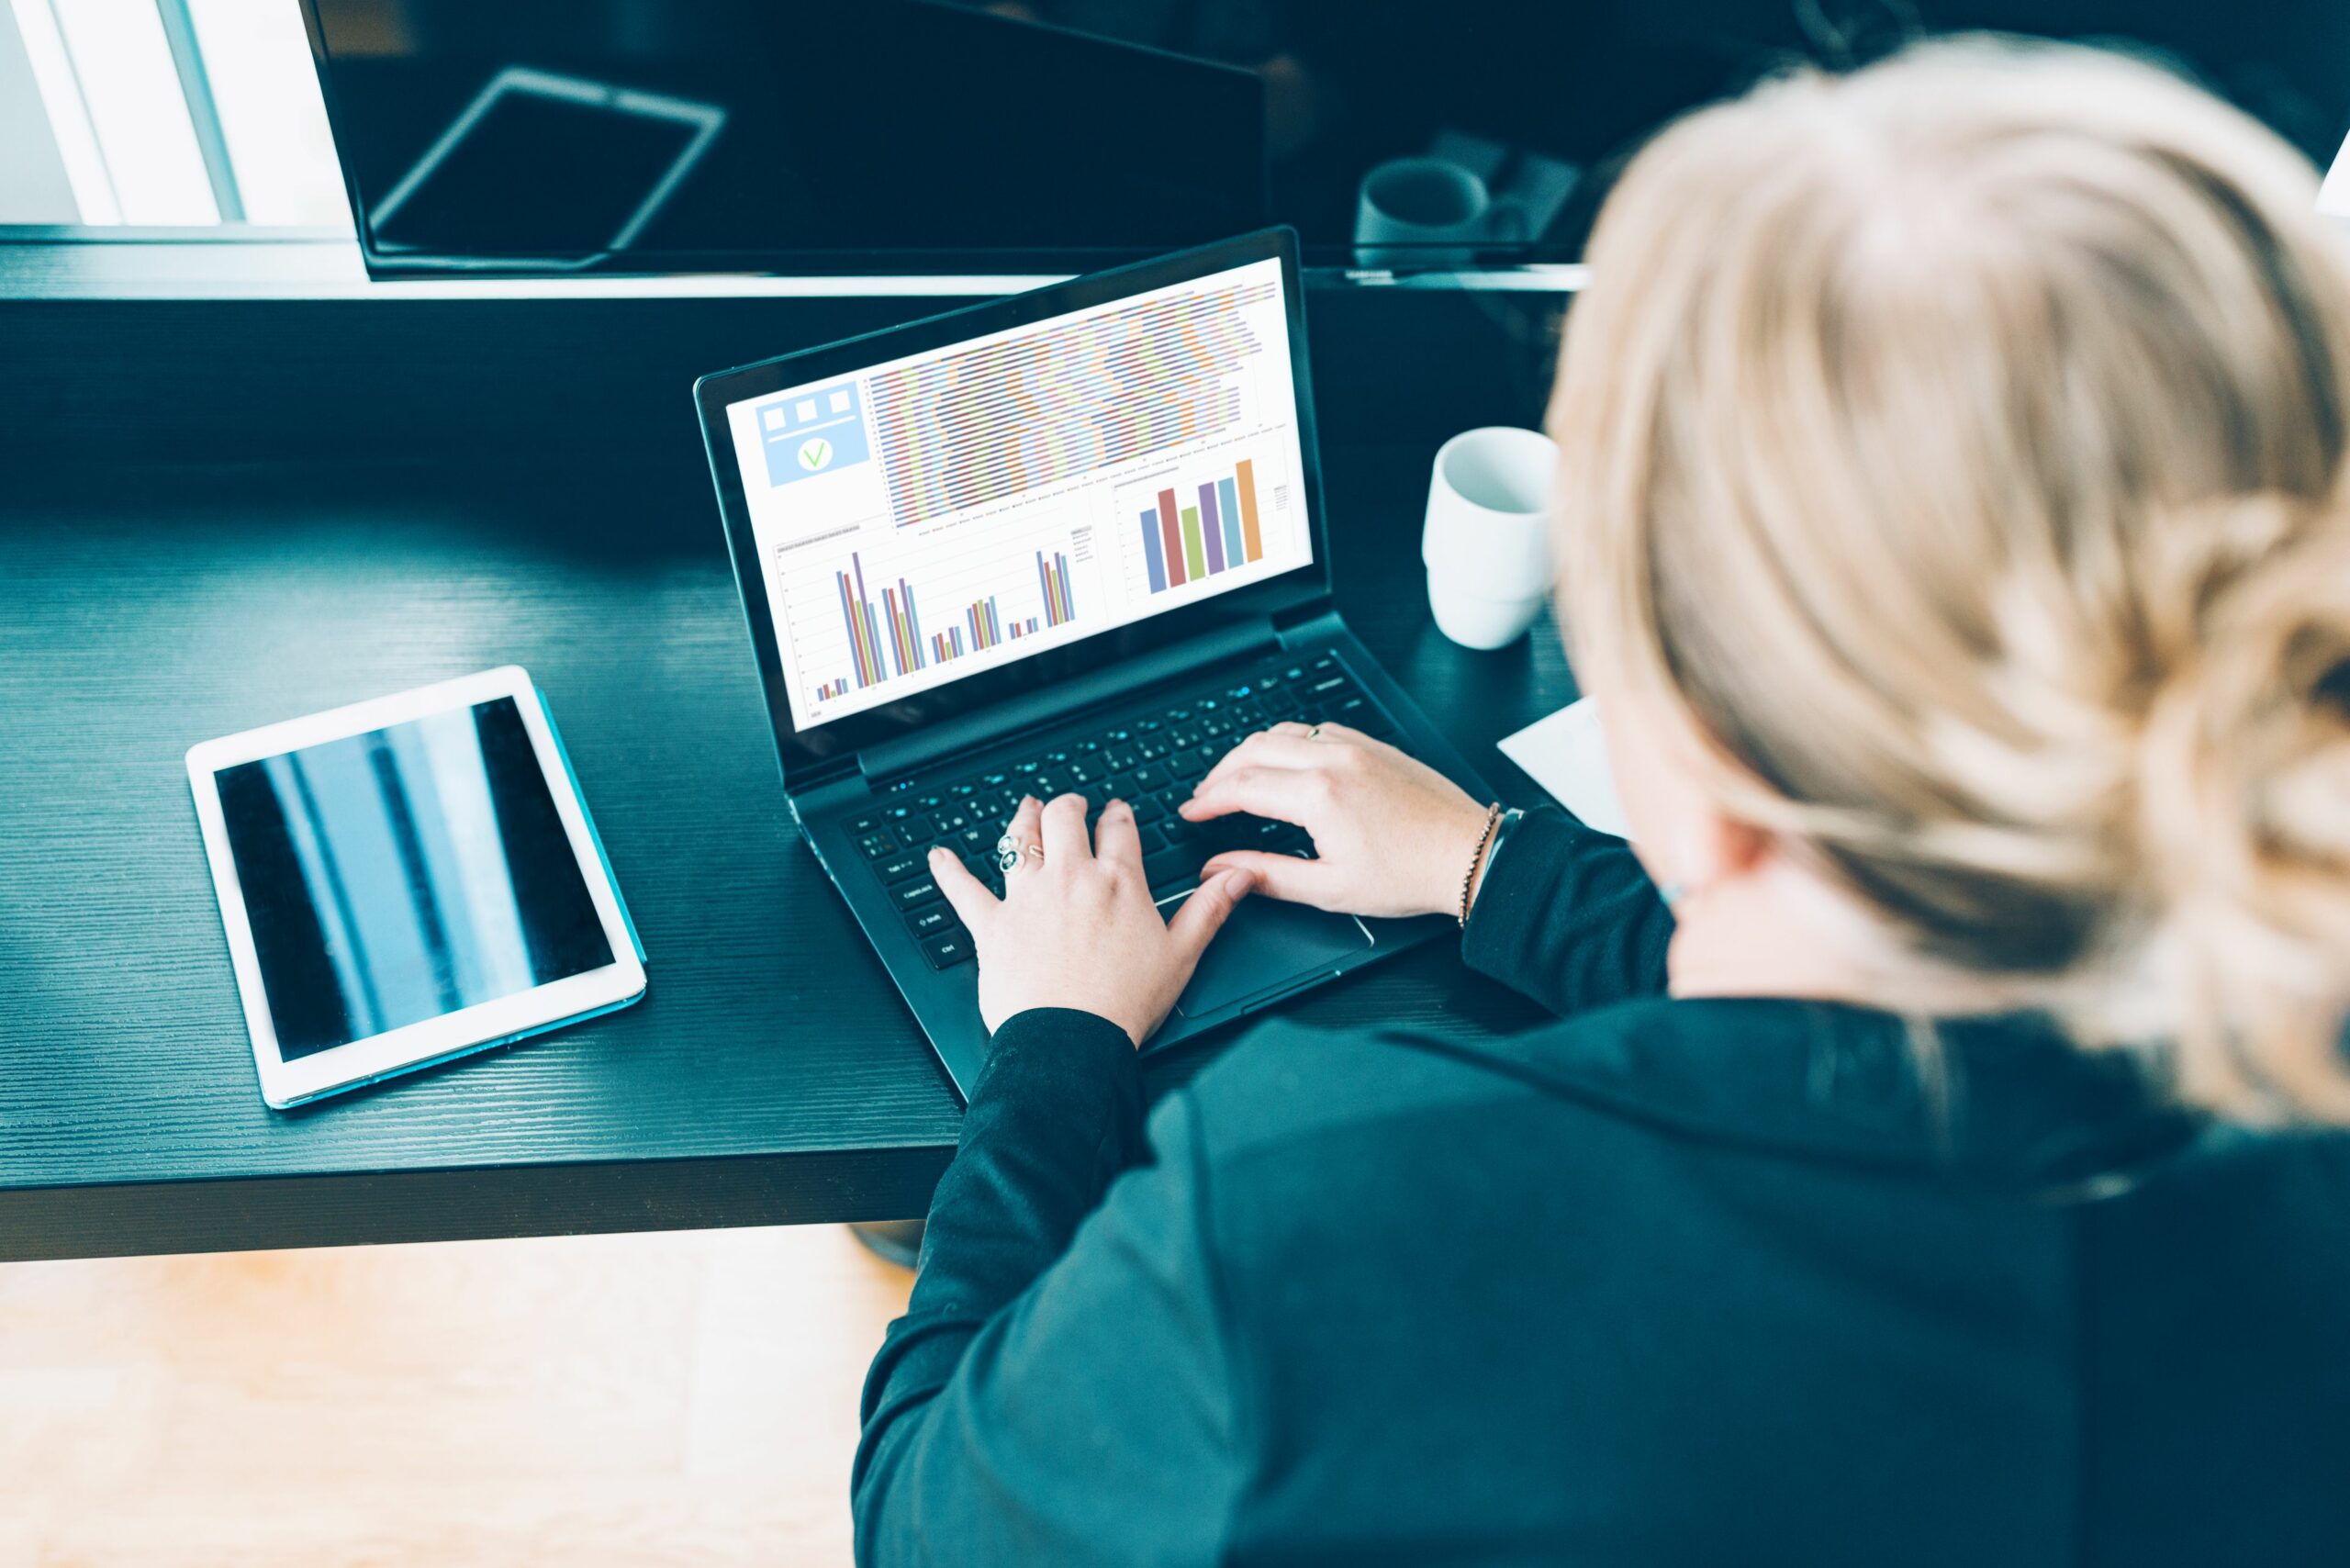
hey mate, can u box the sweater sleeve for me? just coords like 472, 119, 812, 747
1460, 805, 1674, 1017
852, 1009, 1243, 1567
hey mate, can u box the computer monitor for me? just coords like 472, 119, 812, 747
298, 0, 1269, 276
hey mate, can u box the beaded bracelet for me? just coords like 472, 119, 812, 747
1458, 801, 1506, 928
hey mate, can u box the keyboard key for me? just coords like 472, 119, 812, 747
875, 850, 929, 885
1167, 748, 1206, 780
1330, 693, 1395, 734
857, 831, 898, 860
1103, 746, 1139, 770
905, 903, 957, 939
921, 928, 976, 969
893, 877, 944, 912
1128, 762, 1167, 793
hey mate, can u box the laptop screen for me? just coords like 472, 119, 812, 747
721, 255, 1315, 734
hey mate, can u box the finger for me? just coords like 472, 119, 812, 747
1201, 849, 1337, 908
1003, 793, 1043, 841
996, 794, 1044, 883
1167, 867, 1256, 961
1092, 796, 1143, 868
928, 845, 1000, 930
1302, 720, 1382, 749
1040, 791, 1091, 864
1199, 729, 1337, 788
1181, 765, 1324, 824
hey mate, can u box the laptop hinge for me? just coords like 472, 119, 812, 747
859, 618, 1281, 785
1271, 595, 1339, 638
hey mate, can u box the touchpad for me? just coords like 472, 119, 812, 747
1164, 890, 1372, 1019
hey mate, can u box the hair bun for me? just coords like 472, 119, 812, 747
2132, 501, 2350, 1115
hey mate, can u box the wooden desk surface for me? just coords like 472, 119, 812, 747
0, 437, 1572, 1261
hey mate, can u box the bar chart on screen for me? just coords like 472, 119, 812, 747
776, 526, 1094, 711
1117, 449, 1288, 597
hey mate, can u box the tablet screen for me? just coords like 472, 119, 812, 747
212, 696, 614, 1059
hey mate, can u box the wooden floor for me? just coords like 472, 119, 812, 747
0, 1226, 913, 1568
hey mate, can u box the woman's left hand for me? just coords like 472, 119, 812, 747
929, 793, 1257, 1047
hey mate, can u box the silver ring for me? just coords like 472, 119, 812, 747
995, 834, 1045, 873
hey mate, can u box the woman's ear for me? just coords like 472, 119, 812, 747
1651, 798, 1772, 906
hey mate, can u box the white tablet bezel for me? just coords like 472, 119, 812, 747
186, 666, 645, 1108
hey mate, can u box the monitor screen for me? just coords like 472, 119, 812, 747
721, 253, 1312, 732
300, 0, 1267, 274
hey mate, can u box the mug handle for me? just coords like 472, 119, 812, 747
1485, 196, 1532, 247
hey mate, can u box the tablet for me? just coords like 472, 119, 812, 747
187, 667, 646, 1108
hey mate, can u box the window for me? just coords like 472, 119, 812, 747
3, 0, 348, 227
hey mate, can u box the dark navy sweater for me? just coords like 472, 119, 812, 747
855, 807, 2350, 1566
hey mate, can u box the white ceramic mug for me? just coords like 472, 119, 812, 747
1354, 156, 1527, 269
1422, 426, 1556, 649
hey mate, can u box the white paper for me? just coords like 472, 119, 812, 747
1497, 698, 1632, 840
2322, 129, 2350, 220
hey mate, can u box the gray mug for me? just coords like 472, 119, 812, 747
1354, 156, 1528, 269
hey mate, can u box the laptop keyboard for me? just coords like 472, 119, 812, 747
839, 651, 1401, 970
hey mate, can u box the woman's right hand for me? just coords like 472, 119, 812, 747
1181, 722, 1495, 920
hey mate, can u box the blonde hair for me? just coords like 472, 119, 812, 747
1550, 38, 2350, 1121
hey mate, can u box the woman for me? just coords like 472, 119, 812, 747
854, 39, 2350, 1566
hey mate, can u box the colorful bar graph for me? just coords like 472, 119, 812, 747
1156, 488, 1188, 588
826, 539, 1080, 695
1236, 458, 1264, 562
1198, 482, 1226, 575
1136, 460, 1269, 598
968, 596, 1006, 652
1217, 476, 1245, 566
879, 582, 925, 677
834, 551, 934, 687
1035, 549, 1076, 627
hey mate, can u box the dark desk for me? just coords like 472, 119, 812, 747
0, 439, 1570, 1261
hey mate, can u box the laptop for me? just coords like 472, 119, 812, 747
695, 228, 1494, 1094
